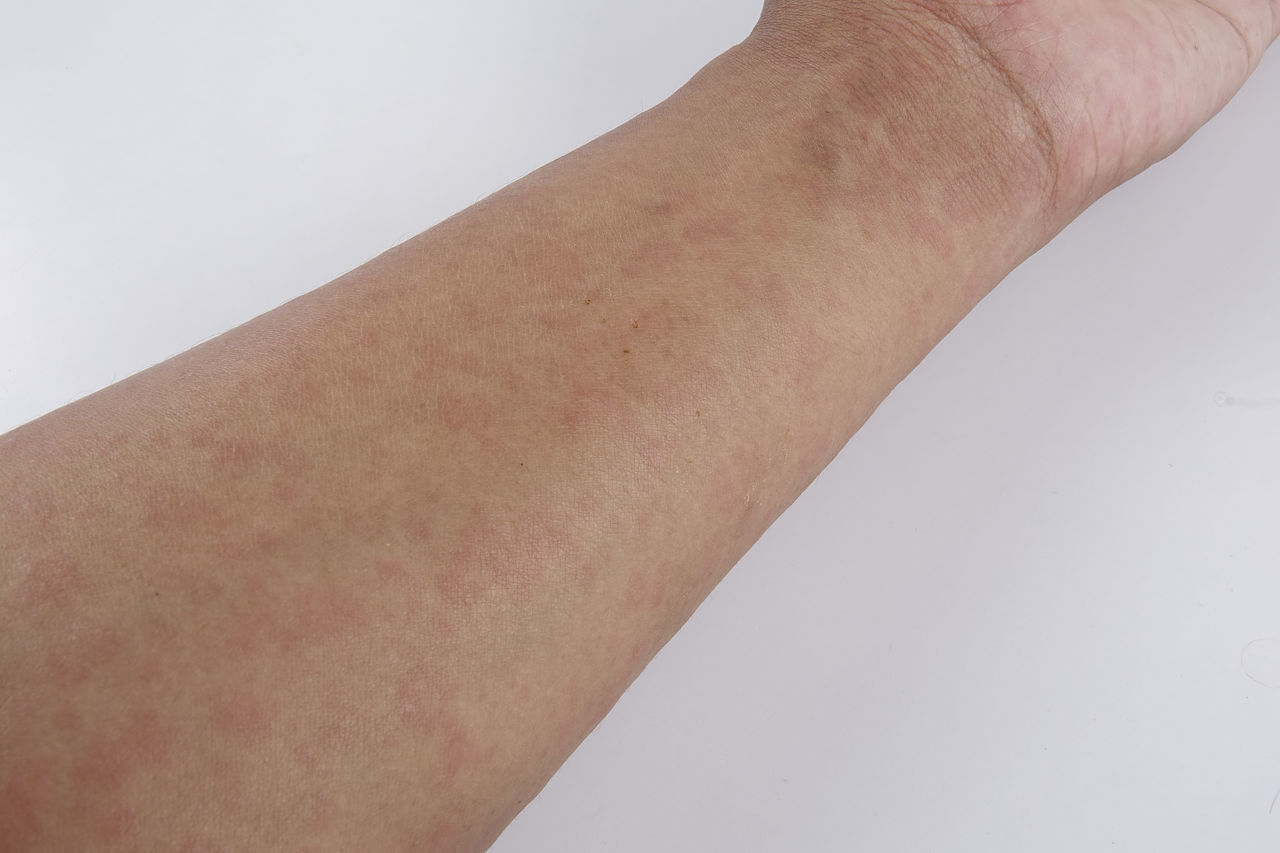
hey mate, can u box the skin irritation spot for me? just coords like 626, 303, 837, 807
0, 756, 57, 848
271, 473, 301, 504
430, 506, 584, 608
909, 211, 958, 259
374, 558, 407, 582
222, 575, 368, 656
96, 807, 137, 842
17, 554, 85, 610
311, 792, 338, 832
140, 486, 231, 533
52, 703, 83, 733
209, 689, 277, 739
213, 528, 283, 561
45, 626, 125, 688
397, 661, 459, 737
680, 209, 745, 245
620, 239, 685, 280
621, 569, 667, 613
73, 709, 174, 794
436, 391, 497, 434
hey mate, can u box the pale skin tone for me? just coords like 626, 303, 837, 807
1, 0, 1276, 849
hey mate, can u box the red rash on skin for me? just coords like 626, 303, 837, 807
95, 807, 137, 842
431, 508, 572, 608
176, 838, 228, 853
0, 756, 57, 850
72, 709, 173, 794
45, 627, 125, 689
620, 239, 686, 280
51, 703, 83, 733
187, 431, 308, 503
559, 367, 625, 432
407, 516, 437, 546
140, 486, 231, 532
310, 793, 337, 832
221, 574, 368, 656
421, 819, 463, 852
374, 557, 407, 582
397, 661, 460, 738
439, 717, 483, 783
436, 391, 497, 435
621, 569, 667, 612
271, 472, 302, 504
412, 340, 486, 381
213, 527, 283, 561
188, 431, 267, 469
680, 208, 745, 245
15, 554, 84, 610
209, 688, 277, 739
910, 211, 958, 259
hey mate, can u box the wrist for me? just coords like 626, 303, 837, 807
736, 2, 1065, 248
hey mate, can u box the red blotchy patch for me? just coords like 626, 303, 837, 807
407, 516, 437, 545
681, 209, 744, 246
210, 440, 264, 472
209, 689, 276, 739
137, 654, 166, 685
909, 211, 957, 259
397, 661, 459, 737
96, 806, 136, 842
421, 819, 462, 852
431, 506, 580, 608
436, 391, 496, 434
51, 704, 82, 733
17, 555, 84, 610
271, 473, 301, 504
0, 756, 57, 848
374, 558, 406, 582
285, 584, 367, 647
73, 709, 173, 793
223, 575, 368, 655
311, 793, 337, 832
140, 486, 230, 532
213, 528, 282, 561
620, 239, 684, 279
621, 570, 666, 613
45, 627, 125, 688
176, 837, 228, 853
439, 718, 482, 783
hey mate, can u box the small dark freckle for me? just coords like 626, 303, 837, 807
631, 320, 639, 329
584, 299, 591, 305
696, 410, 701, 417
623, 349, 631, 354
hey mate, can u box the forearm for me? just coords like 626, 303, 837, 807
2, 17, 1055, 851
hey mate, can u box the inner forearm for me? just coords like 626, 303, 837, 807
1, 25, 1052, 852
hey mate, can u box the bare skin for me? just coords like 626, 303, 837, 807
2, 1, 1276, 850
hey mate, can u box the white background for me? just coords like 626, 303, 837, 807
3, 2, 1279, 850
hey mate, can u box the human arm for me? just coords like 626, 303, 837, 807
3, 2, 1277, 850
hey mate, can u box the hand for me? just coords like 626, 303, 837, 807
754, 0, 1278, 215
